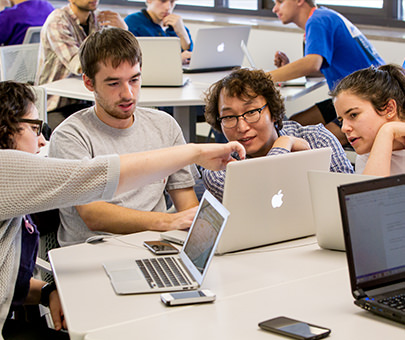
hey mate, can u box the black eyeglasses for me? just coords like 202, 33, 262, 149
218, 104, 267, 129
18, 118, 43, 137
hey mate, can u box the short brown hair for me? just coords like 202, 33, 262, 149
0, 81, 36, 149
204, 68, 285, 132
331, 64, 405, 120
79, 27, 142, 83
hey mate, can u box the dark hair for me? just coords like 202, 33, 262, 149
204, 68, 285, 132
79, 27, 142, 83
0, 81, 36, 149
305, 0, 316, 6
331, 64, 405, 120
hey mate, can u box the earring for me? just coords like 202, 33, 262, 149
388, 114, 391, 118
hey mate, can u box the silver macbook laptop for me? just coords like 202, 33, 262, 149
162, 148, 331, 254
103, 190, 229, 295
137, 37, 187, 87
183, 26, 251, 73
308, 171, 378, 251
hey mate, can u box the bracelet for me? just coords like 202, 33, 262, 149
40, 282, 56, 307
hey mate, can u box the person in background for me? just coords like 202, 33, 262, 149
202, 68, 353, 202
332, 64, 405, 177
269, 0, 385, 146
0, 83, 245, 340
125, 0, 193, 64
0, 0, 54, 46
49, 28, 201, 246
35, 0, 127, 130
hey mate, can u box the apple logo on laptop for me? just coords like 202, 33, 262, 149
217, 42, 225, 53
271, 190, 284, 208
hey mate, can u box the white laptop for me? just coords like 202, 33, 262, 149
137, 37, 187, 87
307, 170, 378, 251
103, 190, 229, 295
183, 26, 251, 73
162, 148, 331, 254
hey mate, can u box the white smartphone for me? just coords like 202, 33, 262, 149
160, 289, 216, 306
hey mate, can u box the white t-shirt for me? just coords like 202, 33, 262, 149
355, 149, 405, 175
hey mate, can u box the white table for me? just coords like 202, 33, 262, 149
41, 74, 326, 142
48, 232, 385, 340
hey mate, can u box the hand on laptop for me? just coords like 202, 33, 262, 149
166, 206, 198, 231
272, 136, 311, 152
182, 51, 192, 65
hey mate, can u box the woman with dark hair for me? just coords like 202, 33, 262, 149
332, 64, 405, 176
0, 81, 246, 340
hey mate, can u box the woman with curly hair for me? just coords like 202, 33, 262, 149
202, 68, 353, 201
332, 64, 405, 176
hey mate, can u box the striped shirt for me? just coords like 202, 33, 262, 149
202, 121, 354, 202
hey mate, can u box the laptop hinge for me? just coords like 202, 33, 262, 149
354, 289, 366, 299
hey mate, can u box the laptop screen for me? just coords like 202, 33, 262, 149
339, 175, 405, 289
183, 197, 225, 274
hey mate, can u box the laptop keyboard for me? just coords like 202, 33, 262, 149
379, 293, 405, 312
136, 257, 191, 289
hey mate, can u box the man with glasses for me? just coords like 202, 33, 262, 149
202, 68, 353, 202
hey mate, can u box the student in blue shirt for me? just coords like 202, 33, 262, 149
125, 0, 193, 64
269, 0, 384, 146
0, 0, 54, 45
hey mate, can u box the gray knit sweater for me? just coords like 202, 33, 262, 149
0, 150, 120, 338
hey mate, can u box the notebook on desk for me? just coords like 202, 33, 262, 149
338, 174, 405, 324
308, 171, 377, 251
183, 26, 251, 73
162, 148, 331, 254
137, 37, 187, 87
104, 190, 229, 295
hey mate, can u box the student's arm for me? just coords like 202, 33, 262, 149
363, 122, 405, 176
163, 14, 191, 50
270, 136, 311, 152
25, 278, 67, 331
75, 200, 196, 233
267, 54, 323, 83
97, 10, 128, 30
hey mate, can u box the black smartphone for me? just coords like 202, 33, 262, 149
258, 316, 331, 340
143, 240, 179, 255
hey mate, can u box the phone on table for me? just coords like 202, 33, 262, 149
143, 240, 179, 255
258, 316, 331, 340
160, 289, 216, 306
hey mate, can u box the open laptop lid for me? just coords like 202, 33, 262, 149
183, 26, 251, 73
308, 171, 378, 251
137, 37, 186, 87
338, 174, 405, 298
216, 147, 332, 254
179, 190, 230, 284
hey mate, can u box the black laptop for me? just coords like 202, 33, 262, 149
338, 174, 405, 324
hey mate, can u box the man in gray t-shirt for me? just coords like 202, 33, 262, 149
48, 27, 199, 246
